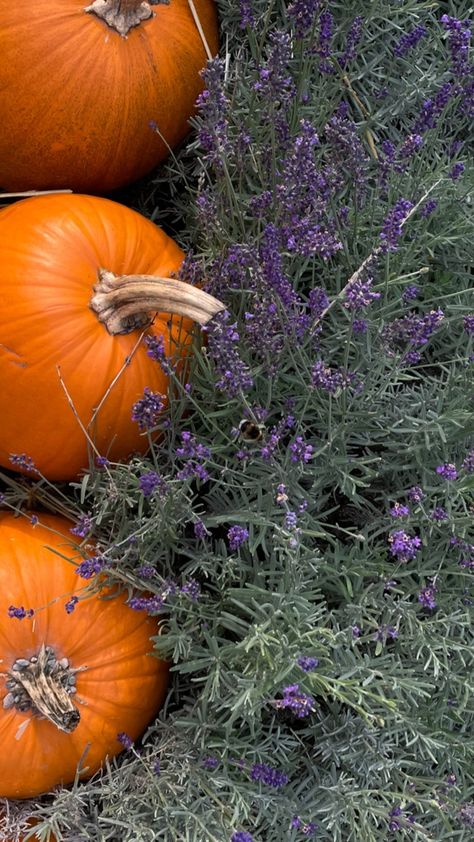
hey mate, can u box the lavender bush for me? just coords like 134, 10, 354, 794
1, 1, 473, 840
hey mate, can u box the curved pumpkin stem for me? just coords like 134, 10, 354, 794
90, 268, 226, 336
84, 0, 158, 37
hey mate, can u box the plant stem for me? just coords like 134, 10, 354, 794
90, 268, 225, 335
84, 0, 154, 37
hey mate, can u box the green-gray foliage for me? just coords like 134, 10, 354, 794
1, 1, 473, 840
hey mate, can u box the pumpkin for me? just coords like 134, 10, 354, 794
0, 0, 218, 193
0, 193, 223, 481
0, 512, 169, 799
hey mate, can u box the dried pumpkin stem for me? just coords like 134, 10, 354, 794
5, 644, 80, 733
84, 0, 157, 37
90, 268, 226, 336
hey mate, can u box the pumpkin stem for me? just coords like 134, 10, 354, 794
4, 644, 81, 733
84, 0, 162, 37
90, 268, 226, 336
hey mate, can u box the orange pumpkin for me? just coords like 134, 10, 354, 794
0, 0, 218, 193
0, 193, 223, 481
0, 512, 169, 799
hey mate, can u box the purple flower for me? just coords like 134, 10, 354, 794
204, 311, 253, 398
193, 520, 209, 539
254, 30, 296, 105
96, 456, 110, 468
131, 388, 165, 431
70, 514, 93, 538
388, 530, 421, 562
288, 0, 321, 40
275, 118, 343, 260
227, 525, 249, 551
75, 556, 106, 579
420, 198, 438, 219
414, 82, 454, 133
388, 805, 403, 831
196, 59, 230, 165
461, 449, 474, 473
382, 309, 444, 359
8, 605, 34, 620
449, 162, 465, 180
65, 596, 79, 614
399, 134, 423, 160
260, 431, 281, 461
176, 431, 211, 483
324, 104, 369, 190
145, 335, 171, 373
276, 483, 288, 504
436, 462, 458, 480
441, 15, 472, 78
177, 431, 210, 461
128, 594, 165, 613
139, 471, 165, 497
431, 506, 448, 521
297, 655, 319, 672
418, 582, 437, 610
318, 10, 334, 74
203, 756, 219, 770
394, 24, 427, 57
380, 198, 413, 253
274, 683, 316, 718
117, 732, 134, 750
463, 315, 474, 335
290, 436, 313, 463
231, 833, 254, 842
352, 318, 367, 334
340, 15, 363, 67
284, 511, 298, 530
9, 453, 38, 473
250, 762, 288, 788
259, 223, 299, 309
311, 360, 349, 394
408, 486, 425, 503
239, 0, 254, 29
137, 565, 156, 579
343, 273, 381, 312
152, 759, 161, 776
180, 578, 201, 601
402, 285, 419, 303
375, 624, 399, 642
389, 503, 410, 518
458, 803, 474, 828
352, 625, 361, 638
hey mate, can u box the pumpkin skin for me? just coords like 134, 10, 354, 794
0, 0, 218, 193
0, 193, 193, 481
0, 513, 168, 799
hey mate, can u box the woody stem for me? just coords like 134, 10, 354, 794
84, 0, 155, 37
90, 268, 226, 336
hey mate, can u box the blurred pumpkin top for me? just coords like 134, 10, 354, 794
0, 0, 218, 193
0, 193, 224, 480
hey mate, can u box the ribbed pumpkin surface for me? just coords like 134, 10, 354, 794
0, 513, 168, 799
0, 193, 192, 480
0, 0, 218, 192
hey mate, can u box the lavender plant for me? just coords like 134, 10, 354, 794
1, 1, 473, 840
